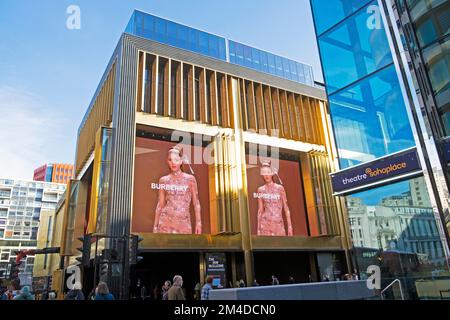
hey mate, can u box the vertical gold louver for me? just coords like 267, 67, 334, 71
75, 62, 116, 176
135, 52, 328, 147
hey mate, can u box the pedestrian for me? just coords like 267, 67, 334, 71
194, 282, 201, 300
201, 276, 214, 300
48, 291, 57, 300
252, 279, 259, 286
94, 282, 115, 300
140, 285, 147, 300
288, 276, 295, 284
1, 287, 8, 300
271, 275, 279, 285
3, 285, 16, 300
65, 282, 85, 300
161, 280, 171, 300
239, 279, 246, 287
88, 288, 96, 301
167, 275, 185, 300
13, 286, 34, 300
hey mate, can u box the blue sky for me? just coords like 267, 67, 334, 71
0, 0, 322, 179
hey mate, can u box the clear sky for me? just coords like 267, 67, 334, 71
0, 0, 322, 180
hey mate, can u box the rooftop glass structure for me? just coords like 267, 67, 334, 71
125, 10, 314, 86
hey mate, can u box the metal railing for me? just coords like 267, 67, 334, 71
381, 279, 405, 300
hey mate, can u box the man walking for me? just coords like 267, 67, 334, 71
168, 275, 185, 300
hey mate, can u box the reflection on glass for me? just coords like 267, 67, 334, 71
422, 39, 450, 135
330, 65, 415, 168
318, 1, 392, 93
348, 177, 450, 299
311, 0, 373, 35
129, 11, 227, 61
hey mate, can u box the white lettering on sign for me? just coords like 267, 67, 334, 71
151, 183, 188, 192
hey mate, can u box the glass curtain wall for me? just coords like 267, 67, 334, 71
311, 0, 450, 299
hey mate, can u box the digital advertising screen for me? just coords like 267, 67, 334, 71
132, 136, 211, 235
246, 152, 309, 237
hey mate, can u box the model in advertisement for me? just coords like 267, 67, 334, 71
256, 160, 293, 236
153, 146, 202, 234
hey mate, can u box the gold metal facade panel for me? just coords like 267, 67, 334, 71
251, 235, 344, 250
86, 128, 103, 234
136, 233, 242, 250
75, 62, 116, 176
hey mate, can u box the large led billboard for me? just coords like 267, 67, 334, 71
246, 150, 309, 237
132, 136, 211, 234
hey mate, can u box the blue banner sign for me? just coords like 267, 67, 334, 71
331, 148, 422, 196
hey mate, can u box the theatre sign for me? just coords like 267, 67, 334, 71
330, 147, 422, 196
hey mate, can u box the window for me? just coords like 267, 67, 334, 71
177, 25, 189, 50
199, 32, 209, 55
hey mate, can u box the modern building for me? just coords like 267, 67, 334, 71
0, 178, 65, 285
41, 9, 358, 299
33, 163, 74, 184
391, 0, 450, 227
310, 0, 450, 299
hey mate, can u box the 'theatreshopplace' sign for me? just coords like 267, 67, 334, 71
330, 148, 422, 196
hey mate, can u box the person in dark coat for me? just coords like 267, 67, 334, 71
65, 282, 85, 300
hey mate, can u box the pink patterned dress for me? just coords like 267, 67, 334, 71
257, 183, 286, 236
155, 172, 193, 234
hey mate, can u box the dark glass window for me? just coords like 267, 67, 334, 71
157, 59, 166, 115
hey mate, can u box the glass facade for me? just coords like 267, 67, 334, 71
398, 0, 450, 135
311, 0, 450, 299
125, 10, 314, 86
349, 177, 448, 299
0, 179, 65, 278
126, 10, 227, 61
313, 0, 415, 168
228, 40, 314, 86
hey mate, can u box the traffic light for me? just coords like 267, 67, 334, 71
76, 234, 92, 267
129, 235, 144, 265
